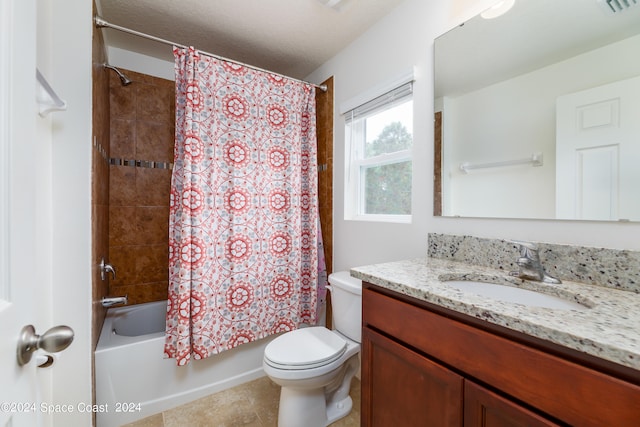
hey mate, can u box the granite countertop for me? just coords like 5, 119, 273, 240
351, 257, 640, 371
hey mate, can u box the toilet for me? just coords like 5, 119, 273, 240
263, 271, 362, 427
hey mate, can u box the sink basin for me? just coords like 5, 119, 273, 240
444, 280, 589, 310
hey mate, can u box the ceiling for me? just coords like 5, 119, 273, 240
435, 0, 640, 97
96, 0, 406, 80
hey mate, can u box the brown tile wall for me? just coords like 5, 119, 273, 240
92, 0, 110, 421
91, 5, 110, 348
108, 69, 174, 305
316, 77, 335, 328
316, 77, 334, 274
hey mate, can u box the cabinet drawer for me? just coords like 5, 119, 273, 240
364, 286, 640, 426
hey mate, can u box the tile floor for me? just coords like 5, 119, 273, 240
123, 376, 360, 427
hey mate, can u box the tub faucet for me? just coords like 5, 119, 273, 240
101, 296, 128, 307
509, 240, 561, 284
100, 258, 116, 281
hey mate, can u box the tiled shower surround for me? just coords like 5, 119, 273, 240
108, 69, 175, 305
104, 70, 332, 307
92, 10, 110, 352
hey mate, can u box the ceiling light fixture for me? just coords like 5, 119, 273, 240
481, 0, 516, 19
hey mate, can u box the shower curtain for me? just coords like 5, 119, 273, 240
165, 47, 321, 365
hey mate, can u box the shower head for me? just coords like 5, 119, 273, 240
103, 63, 132, 86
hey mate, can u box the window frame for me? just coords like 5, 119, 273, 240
343, 80, 414, 223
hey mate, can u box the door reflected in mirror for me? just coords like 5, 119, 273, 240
434, 0, 640, 221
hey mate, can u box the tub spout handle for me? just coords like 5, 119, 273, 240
101, 295, 128, 307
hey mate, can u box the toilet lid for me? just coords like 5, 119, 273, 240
264, 327, 347, 370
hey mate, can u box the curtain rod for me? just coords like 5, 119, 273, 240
94, 16, 328, 92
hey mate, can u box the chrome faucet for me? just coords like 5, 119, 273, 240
509, 240, 561, 284
101, 296, 128, 307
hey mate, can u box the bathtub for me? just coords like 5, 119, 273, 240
95, 300, 270, 427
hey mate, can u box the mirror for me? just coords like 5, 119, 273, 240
434, 0, 640, 221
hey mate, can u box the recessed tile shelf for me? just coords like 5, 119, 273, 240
109, 158, 173, 170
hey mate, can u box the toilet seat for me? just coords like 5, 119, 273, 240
264, 327, 347, 370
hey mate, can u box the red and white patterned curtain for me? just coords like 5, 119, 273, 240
165, 47, 319, 365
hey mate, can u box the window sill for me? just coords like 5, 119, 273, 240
345, 214, 412, 224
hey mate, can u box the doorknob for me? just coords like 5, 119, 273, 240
17, 324, 74, 366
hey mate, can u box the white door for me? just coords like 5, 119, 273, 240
1, 1, 55, 426
556, 75, 640, 220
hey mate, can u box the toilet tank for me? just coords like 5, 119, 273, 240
328, 271, 362, 343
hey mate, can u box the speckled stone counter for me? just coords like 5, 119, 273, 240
351, 256, 640, 371
427, 233, 640, 293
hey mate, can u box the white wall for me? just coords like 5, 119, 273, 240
107, 46, 174, 80
307, 0, 640, 273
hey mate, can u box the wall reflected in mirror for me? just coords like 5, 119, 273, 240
434, 0, 640, 221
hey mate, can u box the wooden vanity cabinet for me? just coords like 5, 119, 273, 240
463, 381, 560, 427
363, 327, 463, 426
361, 284, 640, 427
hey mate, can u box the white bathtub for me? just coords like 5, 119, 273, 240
95, 300, 270, 427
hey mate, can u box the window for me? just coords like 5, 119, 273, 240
344, 81, 413, 222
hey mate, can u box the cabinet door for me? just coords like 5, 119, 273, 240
362, 328, 464, 427
464, 381, 561, 427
